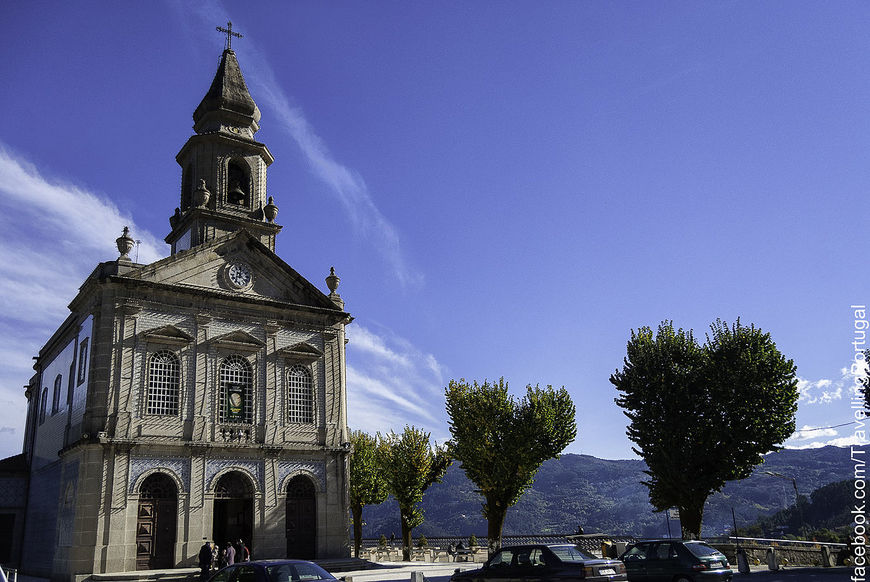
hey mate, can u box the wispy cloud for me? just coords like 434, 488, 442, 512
0, 144, 163, 458
170, 1, 422, 289
346, 324, 449, 441
789, 424, 838, 441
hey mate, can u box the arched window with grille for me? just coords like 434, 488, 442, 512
52, 374, 63, 414
219, 355, 253, 423
147, 351, 180, 416
287, 365, 313, 424
39, 388, 48, 424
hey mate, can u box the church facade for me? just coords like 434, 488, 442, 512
3, 46, 352, 580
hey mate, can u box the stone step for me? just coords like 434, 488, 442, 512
87, 568, 198, 582
315, 558, 376, 572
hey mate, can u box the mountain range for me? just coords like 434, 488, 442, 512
360, 445, 852, 539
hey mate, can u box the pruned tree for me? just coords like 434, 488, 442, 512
611, 319, 798, 539
376, 426, 451, 561
445, 378, 576, 551
349, 430, 388, 558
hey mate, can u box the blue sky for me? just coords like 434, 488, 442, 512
0, 1, 867, 461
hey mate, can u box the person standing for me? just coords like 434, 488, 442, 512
198, 539, 213, 580
225, 541, 236, 566
237, 539, 251, 562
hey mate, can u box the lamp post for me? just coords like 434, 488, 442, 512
762, 471, 803, 538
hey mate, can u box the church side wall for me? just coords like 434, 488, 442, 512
20, 461, 62, 577
68, 316, 94, 441
33, 341, 76, 470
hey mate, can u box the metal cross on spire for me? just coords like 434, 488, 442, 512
216, 21, 243, 51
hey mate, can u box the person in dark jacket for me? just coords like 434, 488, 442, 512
198, 540, 213, 580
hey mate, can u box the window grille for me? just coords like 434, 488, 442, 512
146, 351, 180, 416
52, 374, 62, 414
139, 473, 177, 499
287, 365, 313, 424
77, 338, 89, 385
39, 388, 47, 424
219, 355, 252, 423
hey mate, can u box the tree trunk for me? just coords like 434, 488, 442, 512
486, 496, 507, 557
401, 515, 412, 561
679, 502, 704, 540
351, 505, 362, 559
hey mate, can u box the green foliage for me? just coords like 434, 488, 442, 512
469, 534, 479, 547
377, 426, 451, 560
611, 320, 798, 539
445, 378, 576, 547
378, 534, 388, 548
349, 430, 389, 557
416, 534, 428, 548
350, 430, 389, 508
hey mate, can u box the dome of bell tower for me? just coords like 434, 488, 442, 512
193, 48, 262, 135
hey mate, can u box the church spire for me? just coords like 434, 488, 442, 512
193, 48, 261, 135
167, 41, 280, 255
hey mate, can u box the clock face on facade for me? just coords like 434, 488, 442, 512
226, 262, 253, 289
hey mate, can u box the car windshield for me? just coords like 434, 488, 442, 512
684, 543, 721, 558
548, 545, 595, 562
266, 563, 335, 582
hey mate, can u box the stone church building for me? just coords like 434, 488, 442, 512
0, 45, 353, 580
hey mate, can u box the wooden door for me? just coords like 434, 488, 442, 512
285, 476, 316, 559
137, 474, 177, 570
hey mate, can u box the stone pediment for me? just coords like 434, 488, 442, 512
210, 330, 264, 353
123, 231, 342, 313
277, 342, 323, 364
141, 325, 193, 346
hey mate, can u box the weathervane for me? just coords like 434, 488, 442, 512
216, 21, 243, 51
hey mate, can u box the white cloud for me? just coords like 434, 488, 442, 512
786, 433, 866, 449
0, 144, 164, 459
790, 424, 838, 441
798, 368, 855, 405
346, 324, 449, 442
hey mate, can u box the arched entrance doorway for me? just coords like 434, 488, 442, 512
136, 473, 177, 570
213, 472, 254, 553
285, 475, 316, 559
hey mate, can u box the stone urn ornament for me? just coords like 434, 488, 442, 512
194, 178, 211, 207
264, 196, 278, 223
326, 266, 340, 294
116, 226, 135, 259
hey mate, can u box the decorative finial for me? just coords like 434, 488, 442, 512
216, 21, 243, 51
326, 266, 340, 294
116, 226, 135, 260
264, 196, 278, 223
194, 179, 211, 207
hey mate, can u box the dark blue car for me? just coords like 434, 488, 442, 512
450, 544, 627, 582
619, 540, 732, 582
208, 559, 337, 582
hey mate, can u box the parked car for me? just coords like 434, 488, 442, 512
450, 543, 627, 582
619, 540, 732, 582
208, 559, 337, 582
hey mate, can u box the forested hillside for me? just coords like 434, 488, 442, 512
360, 446, 851, 539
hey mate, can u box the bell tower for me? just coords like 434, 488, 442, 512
167, 30, 281, 254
